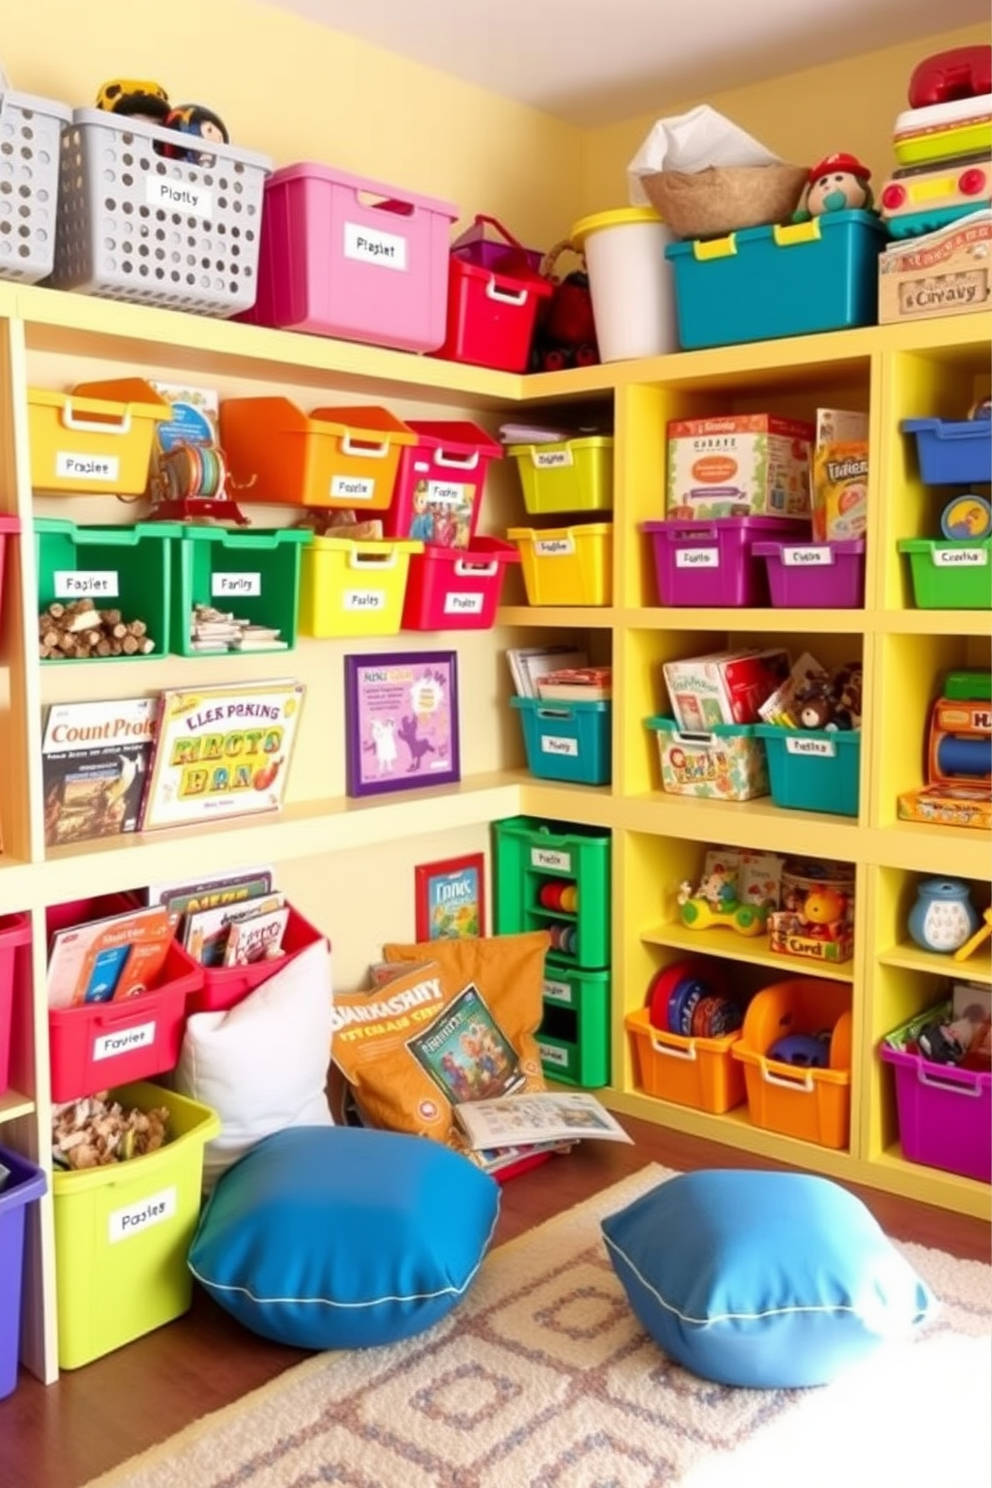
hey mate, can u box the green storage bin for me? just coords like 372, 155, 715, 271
897, 538, 991, 610
493, 815, 611, 970
511, 696, 612, 786
170, 525, 312, 654
539, 959, 611, 1087
754, 724, 861, 818
508, 436, 614, 516
35, 518, 182, 663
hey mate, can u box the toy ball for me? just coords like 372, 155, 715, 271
767, 1033, 830, 1068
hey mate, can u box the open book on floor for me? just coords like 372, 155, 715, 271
453, 1090, 633, 1151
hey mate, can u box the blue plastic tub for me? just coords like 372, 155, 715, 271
511, 697, 611, 785
665, 210, 889, 350
901, 417, 992, 486
0, 1146, 47, 1399
754, 724, 861, 817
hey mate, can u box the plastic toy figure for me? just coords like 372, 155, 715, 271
795, 153, 875, 219
164, 104, 230, 163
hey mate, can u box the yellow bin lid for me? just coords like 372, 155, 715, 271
572, 206, 662, 244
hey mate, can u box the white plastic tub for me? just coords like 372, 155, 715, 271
571, 207, 676, 361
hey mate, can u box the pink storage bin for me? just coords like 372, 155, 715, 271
186, 905, 329, 1016
641, 516, 805, 607
880, 1043, 991, 1184
401, 537, 520, 630
753, 538, 866, 608
385, 421, 504, 548
240, 163, 459, 352
0, 915, 30, 1095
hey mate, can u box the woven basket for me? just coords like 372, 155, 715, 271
644, 164, 808, 240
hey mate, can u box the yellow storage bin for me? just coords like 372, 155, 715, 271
51, 1081, 219, 1370
219, 397, 417, 510
626, 1006, 746, 1115
508, 436, 614, 516
731, 978, 852, 1151
298, 536, 422, 638
507, 522, 613, 606
27, 378, 172, 495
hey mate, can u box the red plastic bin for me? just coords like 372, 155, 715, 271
385, 421, 504, 549
186, 904, 329, 1016
431, 258, 553, 372
880, 1042, 991, 1183
401, 537, 520, 631
0, 515, 20, 630
0, 914, 30, 1095
753, 538, 866, 608
641, 516, 804, 607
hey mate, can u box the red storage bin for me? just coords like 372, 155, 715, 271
385, 421, 503, 549
0, 914, 30, 1095
431, 258, 553, 372
401, 538, 520, 630
186, 904, 329, 1016
0, 516, 19, 631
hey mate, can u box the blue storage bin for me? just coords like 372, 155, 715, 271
0, 1146, 47, 1400
511, 697, 611, 786
753, 724, 861, 817
665, 210, 889, 350
901, 417, 992, 486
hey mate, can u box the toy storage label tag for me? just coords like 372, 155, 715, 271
543, 976, 574, 1003
212, 572, 262, 597
533, 449, 574, 468
145, 175, 214, 219
108, 1186, 177, 1244
538, 1041, 568, 1069
443, 591, 484, 616
53, 569, 120, 598
932, 547, 987, 567
343, 588, 386, 611
343, 222, 408, 272
542, 735, 579, 758
56, 451, 120, 483
530, 846, 571, 873
331, 475, 375, 501
93, 1020, 157, 1062
675, 547, 719, 568
785, 735, 836, 758
782, 546, 833, 566
534, 536, 575, 557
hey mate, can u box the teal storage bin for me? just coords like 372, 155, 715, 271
754, 724, 861, 817
170, 525, 312, 655
665, 210, 889, 350
511, 697, 611, 786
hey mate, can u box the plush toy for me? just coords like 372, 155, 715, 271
95, 78, 171, 125
164, 104, 230, 163
795, 153, 875, 220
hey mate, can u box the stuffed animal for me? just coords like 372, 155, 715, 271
795, 153, 875, 219
164, 104, 230, 163
95, 78, 171, 125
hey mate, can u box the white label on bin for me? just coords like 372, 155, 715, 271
531, 847, 571, 873
343, 588, 386, 611
145, 175, 214, 218
93, 1020, 157, 1061
427, 480, 469, 509
541, 734, 579, 758
534, 536, 575, 558
343, 222, 408, 271
675, 547, 719, 569
782, 546, 833, 567
53, 569, 120, 599
785, 735, 837, 758
538, 1041, 568, 1069
533, 449, 574, 468
331, 475, 376, 502
543, 977, 573, 1003
443, 591, 484, 616
932, 547, 987, 567
212, 571, 261, 597
56, 451, 121, 482
108, 1186, 177, 1245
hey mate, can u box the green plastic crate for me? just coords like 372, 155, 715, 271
35, 518, 182, 663
538, 959, 611, 1087
170, 525, 312, 655
897, 538, 991, 610
493, 815, 611, 969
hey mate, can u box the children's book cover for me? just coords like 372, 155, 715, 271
405, 982, 526, 1104
139, 681, 305, 831
47, 904, 177, 1010
41, 697, 157, 848
184, 892, 285, 967
222, 904, 290, 966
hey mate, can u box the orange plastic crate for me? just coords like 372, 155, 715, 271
625, 1006, 746, 1115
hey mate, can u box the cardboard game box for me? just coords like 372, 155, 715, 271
879, 209, 991, 325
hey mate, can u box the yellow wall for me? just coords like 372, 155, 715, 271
582, 23, 992, 214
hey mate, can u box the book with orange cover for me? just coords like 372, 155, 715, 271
46, 905, 178, 1010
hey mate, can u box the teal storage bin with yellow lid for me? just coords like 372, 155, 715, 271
665, 209, 889, 350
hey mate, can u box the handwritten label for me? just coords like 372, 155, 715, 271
56, 451, 120, 483
533, 449, 574, 468
94, 1021, 156, 1061
145, 175, 213, 219
427, 480, 468, 507
109, 1186, 177, 1245
675, 548, 719, 569
331, 474, 375, 501
537, 1041, 568, 1068
541, 735, 579, 758
531, 847, 571, 873
54, 569, 120, 599
343, 589, 386, 611
785, 735, 837, 758
543, 977, 573, 1004
212, 572, 261, 597
782, 546, 832, 567
534, 537, 575, 558
343, 222, 408, 271
443, 592, 484, 615
932, 547, 987, 568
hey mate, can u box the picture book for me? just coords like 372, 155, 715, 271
222, 904, 290, 967
46, 905, 177, 1010
41, 697, 157, 848
145, 866, 275, 917
182, 892, 285, 967
139, 681, 305, 831
453, 1091, 633, 1150
404, 981, 526, 1104
535, 666, 612, 702
506, 645, 589, 698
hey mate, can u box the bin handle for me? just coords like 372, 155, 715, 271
668, 524, 719, 543
341, 434, 390, 460
536, 705, 575, 719
348, 548, 398, 571
61, 404, 132, 436
651, 1035, 698, 1063
454, 559, 498, 578
917, 1062, 983, 1097
760, 1059, 814, 1094
434, 450, 480, 471
485, 278, 529, 307
91, 1002, 159, 1028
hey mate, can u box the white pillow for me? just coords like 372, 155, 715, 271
174, 938, 334, 1192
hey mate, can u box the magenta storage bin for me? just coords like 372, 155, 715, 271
186, 905, 329, 1016
752, 538, 866, 608
881, 1043, 991, 1183
0, 914, 30, 1096
240, 162, 459, 352
641, 516, 803, 607
401, 537, 520, 630
0, 1146, 46, 1399
385, 421, 504, 548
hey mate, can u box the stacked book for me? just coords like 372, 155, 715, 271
536, 666, 612, 702
189, 604, 287, 652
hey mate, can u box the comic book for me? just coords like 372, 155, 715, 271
453, 1091, 632, 1150
404, 981, 527, 1104
41, 697, 157, 848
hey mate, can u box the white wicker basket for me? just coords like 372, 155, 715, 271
49, 108, 273, 317
0, 90, 71, 283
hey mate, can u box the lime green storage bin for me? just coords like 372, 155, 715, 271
36, 518, 182, 662
754, 724, 861, 818
508, 436, 614, 516
897, 538, 991, 610
511, 696, 612, 786
539, 959, 611, 1087
51, 1081, 220, 1369
170, 525, 312, 654
493, 815, 611, 970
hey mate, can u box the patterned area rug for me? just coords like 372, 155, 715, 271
85, 1164, 992, 1488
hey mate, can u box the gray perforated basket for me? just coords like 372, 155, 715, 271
0, 90, 71, 283
49, 108, 272, 317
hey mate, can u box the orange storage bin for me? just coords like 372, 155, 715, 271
732, 978, 852, 1150
219, 397, 416, 511
625, 1006, 746, 1114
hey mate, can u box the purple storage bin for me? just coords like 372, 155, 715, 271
641, 516, 805, 607
753, 538, 866, 608
0, 1145, 47, 1399
880, 1043, 991, 1184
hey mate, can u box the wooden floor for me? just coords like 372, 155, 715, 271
2, 1117, 989, 1488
